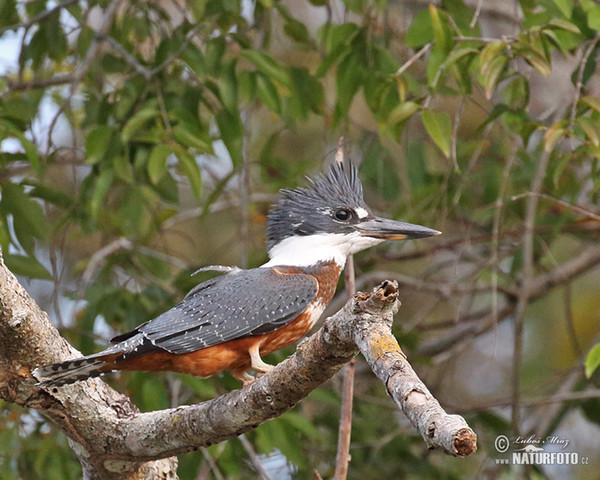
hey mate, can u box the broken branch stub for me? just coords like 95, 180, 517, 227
354, 281, 477, 457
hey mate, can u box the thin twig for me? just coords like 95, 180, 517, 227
200, 448, 225, 480
382, 222, 600, 263
6, 75, 77, 91
334, 137, 356, 480
491, 152, 517, 334
103, 34, 152, 80
534, 332, 600, 435
511, 150, 550, 436
563, 284, 583, 359
396, 43, 432, 76
454, 388, 600, 413
569, 34, 600, 130
454, 36, 517, 43
470, 0, 484, 28
450, 98, 464, 172
511, 192, 600, 222
334, 356, 355, 480
238, 435, 273, 480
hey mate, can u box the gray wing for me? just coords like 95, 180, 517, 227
134, 267, 318, 354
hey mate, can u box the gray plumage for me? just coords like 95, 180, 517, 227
129, 267, 317, 354
33, 267, 318, 386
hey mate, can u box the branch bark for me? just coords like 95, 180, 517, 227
0, 251, 476, 479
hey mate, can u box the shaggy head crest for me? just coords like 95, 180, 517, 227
266, 161, 368, 249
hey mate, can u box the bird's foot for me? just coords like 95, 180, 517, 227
233, 370, 256, 386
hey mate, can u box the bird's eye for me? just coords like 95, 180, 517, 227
334, 208, 352, 221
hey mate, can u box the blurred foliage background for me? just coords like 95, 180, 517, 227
1, 0, 600, 479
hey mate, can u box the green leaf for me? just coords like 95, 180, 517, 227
183, 43, 206, 77
0, 0, 19, 27
3, 254, 51, 280
0, 215, 9, 252
429, 4, 453, 54
121, 106, 158, 142
26, 181, 72, 208
85, 126, 113, 164
443, 47, 479, 69
363, 76, 388, 116
12, 131, 40, 174
547, 17, 580, 33
219, 60, 239, 114
112, 155, 134, 183
176, 150, 202, 199
581, 0, 600, 30
255, 74, 281, 112
387, 101, 420, 125
0, 182, 48, 240
216, 109, 243, 165
335, 52, 364, 122
153, 171, 179, 203
283, 17, 310, 44
480, 41, 508, 98
480, 41, 507, 76
585, 343, 600, 378
544, 122, 567, 151
1, 97, 39, 126
289, 67, 324, 117
421, 110, 452, 158
426, 46, 446, 88
117, 188, 145, 235
552, 0, 573, 18
172, 124, 211, 152
521, 49, 552, 77
502, 75, 530, 109
205, 37, 226, 75
315, 23, 360, 77
580, 96, 600, 114
90, 168, 114, 217
406, 9, 433, 47
148, 145, 171, 183
578, 117, 600, 147
241, 50, 291, 88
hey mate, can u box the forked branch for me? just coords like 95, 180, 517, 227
0, 253, 475, 479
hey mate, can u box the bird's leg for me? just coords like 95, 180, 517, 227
232, 344, 274, 386
249, 343, 273, 375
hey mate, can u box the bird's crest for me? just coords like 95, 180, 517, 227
265, 160, 366, 249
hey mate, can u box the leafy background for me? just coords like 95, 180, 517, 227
1, 0, 600, 478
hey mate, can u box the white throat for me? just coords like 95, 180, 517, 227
261, 232, 384, 268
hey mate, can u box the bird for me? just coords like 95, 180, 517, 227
33, 159, 440, 388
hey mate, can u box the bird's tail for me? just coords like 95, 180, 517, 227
32, 351, 119, 388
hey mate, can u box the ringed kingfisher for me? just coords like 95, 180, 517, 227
33, 159, 439, 388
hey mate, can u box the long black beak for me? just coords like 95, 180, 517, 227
357, 217, 441, 240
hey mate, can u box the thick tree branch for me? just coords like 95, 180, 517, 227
0, 249, 177, 480
0, 251, 476, 479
